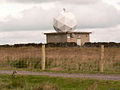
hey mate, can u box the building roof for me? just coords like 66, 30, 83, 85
44, 32, 92, 35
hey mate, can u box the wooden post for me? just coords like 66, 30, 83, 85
42, 44, 46, 70
99, 45, 104, 72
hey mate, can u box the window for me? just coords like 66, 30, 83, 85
67, 34, 70, 38
67, 34, 76, 38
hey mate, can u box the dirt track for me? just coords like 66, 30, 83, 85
0, 70, 120, 81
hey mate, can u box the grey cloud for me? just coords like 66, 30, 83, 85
90, 27, 120, 42
8, 0, 100, 4
0, 26, 120, 45
0, 31, 46, 44
0, 2, 120, 31
0, 7, 58, 31
72, 3, 120, 28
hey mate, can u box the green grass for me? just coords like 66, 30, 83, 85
0, 74, 119, 90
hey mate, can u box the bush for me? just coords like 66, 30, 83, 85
9, 58, 42, 69
33, 60, 42, 69
84, 42, 120, 47
10, 59, 28, 68
113, 62, 120, 70
46, 42, 78, 47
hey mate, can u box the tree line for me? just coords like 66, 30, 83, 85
0, 42, 120, 47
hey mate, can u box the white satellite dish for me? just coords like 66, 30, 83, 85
53, 8, 77, 32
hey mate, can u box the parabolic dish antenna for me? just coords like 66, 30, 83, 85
53, 8, 77, 32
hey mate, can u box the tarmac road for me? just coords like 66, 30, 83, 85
0, 70, 120, 81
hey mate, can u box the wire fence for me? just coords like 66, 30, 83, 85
0, 45, 120, 74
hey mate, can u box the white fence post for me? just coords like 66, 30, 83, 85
99, 45, 105, 72
42, 44, 46, 70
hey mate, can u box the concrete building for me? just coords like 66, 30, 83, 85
44, 9, 92, 46
44, 32, 91, 46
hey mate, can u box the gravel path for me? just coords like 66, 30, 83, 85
0, 70, 120, 81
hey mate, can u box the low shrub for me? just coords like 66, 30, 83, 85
10, 59, 28, 68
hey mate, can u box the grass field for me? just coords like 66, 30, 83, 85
0, 74, 119, 90
0, 47, 120, 74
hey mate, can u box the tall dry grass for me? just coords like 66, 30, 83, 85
0, 46, 119, 73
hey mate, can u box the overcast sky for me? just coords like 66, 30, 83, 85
0, 0, 120, 44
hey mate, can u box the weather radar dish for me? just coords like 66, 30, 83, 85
53, 8, 77, 32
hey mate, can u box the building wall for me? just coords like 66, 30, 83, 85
67, 33, 90, 45
46, 33, 90, 45
47, 34, 67, 43
78, 34, 90, 45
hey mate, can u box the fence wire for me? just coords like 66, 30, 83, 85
0, 45, 120, 73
